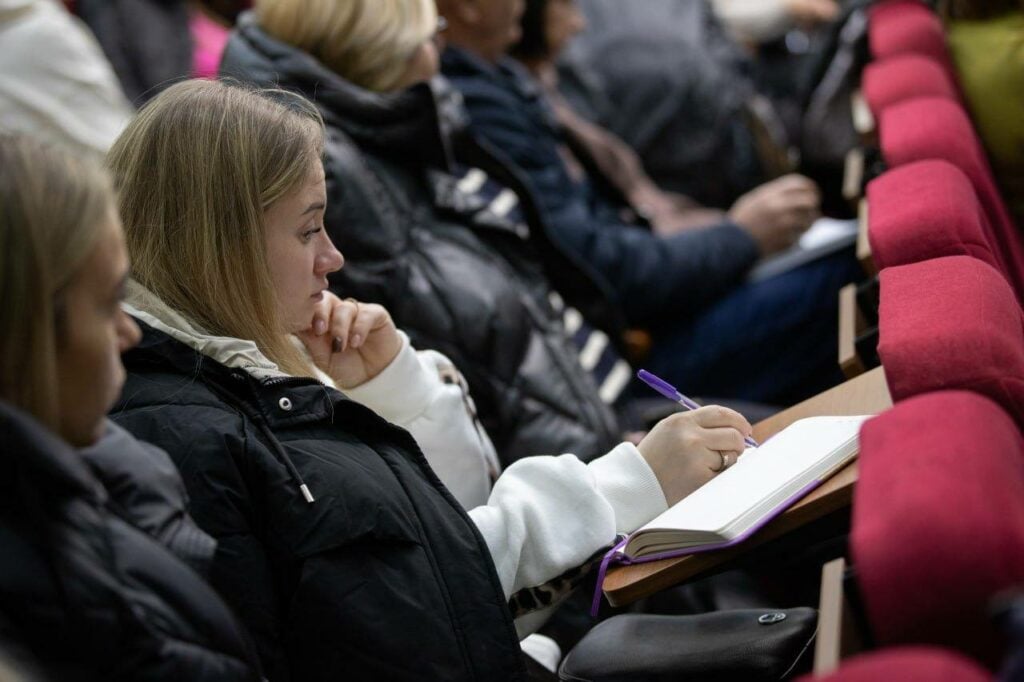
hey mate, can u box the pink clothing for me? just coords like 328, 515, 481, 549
189, 8, 229, 79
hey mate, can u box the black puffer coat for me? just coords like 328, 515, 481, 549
219, 16, 623, 465
74, 0, 192, 104
0, 401, 262, 682
112, 322, 529, 682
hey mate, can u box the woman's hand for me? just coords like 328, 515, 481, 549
295, 293, 402, 388
637, 406, 753, 506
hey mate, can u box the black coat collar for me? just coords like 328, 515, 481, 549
221, 13, 468, 173
122, 320, 339, 431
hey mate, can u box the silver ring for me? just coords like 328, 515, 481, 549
710, 451, 727, 473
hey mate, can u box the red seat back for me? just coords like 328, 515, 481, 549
868, 1, 954, 74
796, 647, 992, 682
863, 54, 958, 114
866, 160, 1003, 283
878, 256, 1024, 424
879, 97, 1024, 295
853, 391, 1024, 665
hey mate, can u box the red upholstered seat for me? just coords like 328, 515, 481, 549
877, 256, 1024, 423
853, 391, 1024, 665
796, 647, 992, 682
862, 54, 958, 115
879, 97, 1024, 296
868, 1, 953, 73
866, 160, 1002, 281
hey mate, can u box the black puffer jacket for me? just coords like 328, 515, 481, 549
0, 401, 262, 682
219, 16, 623, 465
112, 322, 528, 682
75, 0, 192, 104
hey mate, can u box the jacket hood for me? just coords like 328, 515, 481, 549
220, 12, 468, 172
123, 280, 289, 380
124, 279, 336, 389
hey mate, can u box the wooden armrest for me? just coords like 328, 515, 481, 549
838, 284, 867, 379
851, 89, 876, 141
813, 557, 864, 676
856, 199, 877, 276
842, 148, 865, 205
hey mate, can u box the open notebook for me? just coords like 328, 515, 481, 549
620, 415, 869, 561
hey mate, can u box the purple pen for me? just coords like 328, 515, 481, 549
637, 369, 759, 448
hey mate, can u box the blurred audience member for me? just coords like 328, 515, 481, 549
0, 134, 262, 681
440, 0, 860, 405
555, 0, 791, 207
0, 0, 133, 159
74, 0, 244, 102
511, 0, 729, 235
942, 0, 1024, 225
220, 0, 627, 464
75, 0, 193, 103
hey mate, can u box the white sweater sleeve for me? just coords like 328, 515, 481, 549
468, 443, 668, 602
344, 333, 499, 508
712, 0, 792, 43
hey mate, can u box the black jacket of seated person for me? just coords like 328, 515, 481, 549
219, 15, 623, 466
111, 321, 530, 682
0, 401, 262, 682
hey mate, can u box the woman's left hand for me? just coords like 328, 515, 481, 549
296, 293, 402, 388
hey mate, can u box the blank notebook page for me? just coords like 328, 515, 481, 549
636, 415, 869, 536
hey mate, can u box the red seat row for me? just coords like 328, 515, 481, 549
802, 2, 1024, 678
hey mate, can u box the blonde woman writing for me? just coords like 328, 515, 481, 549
106, 79, 752, 681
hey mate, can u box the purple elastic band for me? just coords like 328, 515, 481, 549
589, 479, 824, 616
591, 537, 630, 617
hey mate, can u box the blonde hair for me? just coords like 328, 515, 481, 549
106, 79, 325, 377
255, 0, 437, 92
0, 135, 114, 430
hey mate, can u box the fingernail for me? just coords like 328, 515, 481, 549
331, 337, 343, 353
314, 319, 327, 335
351, 334, 362, 348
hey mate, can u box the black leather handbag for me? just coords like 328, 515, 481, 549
558, 608, 817, 682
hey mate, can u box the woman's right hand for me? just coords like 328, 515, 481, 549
636, 406, 753, 506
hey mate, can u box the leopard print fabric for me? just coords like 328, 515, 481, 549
507, 537, 623, 618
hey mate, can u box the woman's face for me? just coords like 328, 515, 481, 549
263, 156, 344, 334
55, 209, 141, 446
544, 0, 586, 60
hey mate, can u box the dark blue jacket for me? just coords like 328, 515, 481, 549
441, 47, 761, 328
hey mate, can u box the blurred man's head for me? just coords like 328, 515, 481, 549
436, 0, 526, 62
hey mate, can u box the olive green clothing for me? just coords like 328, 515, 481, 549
948, 13, 1024, 224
